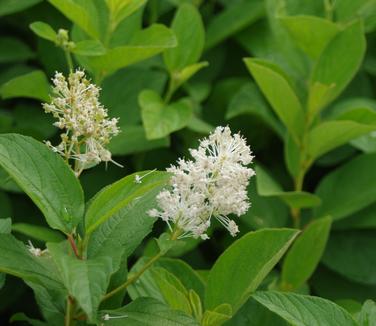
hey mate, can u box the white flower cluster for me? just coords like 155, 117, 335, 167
43, 70, 121, 175
148, 126, 255, 240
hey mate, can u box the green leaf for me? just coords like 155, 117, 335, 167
308, 20, 366, 115
226, 82, 284, 138
334, 202, 376, 230
205, 228, 299, 312
205, 0, 264, 50
280, 15, 339, 59
256, 165, 321, 209
152, 267, 192, 315
244, 58, 304, 141
0, 217, 11, 289
307, 120, 376, 161
0, 0, 42, 16
322, 230, 376, 285
173, 62, 209, 89
100, 297, 199, 325
10, 313, 47, 326
164, 4, 204, 72
48, 0, 100, 39
202, 304, 232, 326
0, 70, 50, 102
85, 170, 168, 235
48, 242, 114, 322
106, 0, 146, 30
72, 40, 107, 56
129, 257, 205, 303
108, 125, 170, 156
86, 171, 170, 266
12, 223, 64, 243
253, 291, 357, 326
0, 234, 62, 289
314, 153, 376, 220
87, 24, 176, 76
140, 90, 193, 140
30, 22, 57, 43
0, 134, 84, 233
357, 300, 376, 325
0, 37, 34, 63
281, 216, 332, 290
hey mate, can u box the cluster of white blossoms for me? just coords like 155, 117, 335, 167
148, 126, 255, 240
43, 70, 120, 175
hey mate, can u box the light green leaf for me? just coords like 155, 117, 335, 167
314, 153, 376, 220
205, 228, 299, 312
205, 0, 264, 50
0, 70, 50, 102
0, 217, 11, 289
108, 125, 170, 156
0, 0, 42, 16
12, 223, 64, 243
356, 300, 376, 325
85, 170, 169, 235
256, 165, 321, 209
86, 171, 170, 266
173, 62, 209, 89
0, 134, 84, 233
48, 0, 100, 39
72, 40, 106, 56
244, 58, 304, 141
87, 24, 176, 76
280, 15, 339, 59
253, 291, 357, 326
100, 297, 199, 325
152, 267, 192, 315
202, 304, 232, 326
322, 230, 376, 285
308, 20, 366, 115
164, 4, 204, 71
140, 90, 193, 140
48, 242, 114, 322
129, 257, 205, 303
30, 22, 57, 43
226, 82, 284, 138
281, 216, 332, 290
0, 37, 34, 63
0, 234, 62, 289
106, 0, 146, 30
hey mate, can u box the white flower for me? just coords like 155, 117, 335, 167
27, 240, 48, 257
148, 126, 255, 239
43, 70, 121, 175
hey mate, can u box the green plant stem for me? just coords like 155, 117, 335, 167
65, 297, 75, 326
164, 74, 179, 104
64, 50, 74, 73
101, 227, 181, 302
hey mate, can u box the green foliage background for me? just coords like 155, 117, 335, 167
0, 0, 376, 324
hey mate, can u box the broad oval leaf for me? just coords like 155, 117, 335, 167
307, 120, 376, 161
0, 134, 84, 233
164, 3, 205, 72
308, 20, 366, 115
85, 170, 169, 235
30, 22, 57, 43
322, 230, 376, 285
140, 90, 193, 140
0, 70, 50, 102
281, 216, 332, 290
244, 58, 304, 141
253, 291, 357, 326
280, 15, 339, 59
314, 153, 376, 220
205, 228, 299, 312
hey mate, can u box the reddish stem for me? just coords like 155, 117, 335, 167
68, 234, 80, 259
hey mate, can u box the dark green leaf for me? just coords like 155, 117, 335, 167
205, 228, 299, 312
0, 134, 84, 233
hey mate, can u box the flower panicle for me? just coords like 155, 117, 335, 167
43, 70, 121, 175
148, 126, 255, 240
